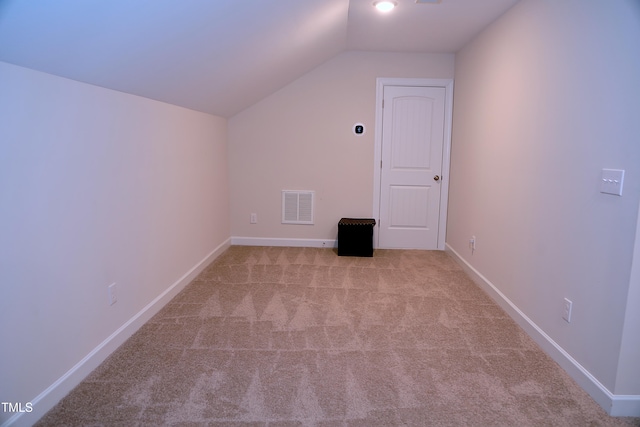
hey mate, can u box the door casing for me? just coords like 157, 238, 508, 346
373, 78, 454, 250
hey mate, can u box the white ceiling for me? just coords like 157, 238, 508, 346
0, 0, 519, 117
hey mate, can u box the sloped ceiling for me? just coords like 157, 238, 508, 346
0, 0, 519, 117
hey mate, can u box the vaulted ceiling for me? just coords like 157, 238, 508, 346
0, 0, 519, 117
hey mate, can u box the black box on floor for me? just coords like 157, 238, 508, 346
338, 218, 376, 257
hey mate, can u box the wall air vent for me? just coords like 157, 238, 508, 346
282, 190, 314, 225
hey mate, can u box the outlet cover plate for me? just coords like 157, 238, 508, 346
108, 283, 118, 306
563, 298, 572, 323
600, 169, 624, 196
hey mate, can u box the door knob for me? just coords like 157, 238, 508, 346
434, 175, 440, 181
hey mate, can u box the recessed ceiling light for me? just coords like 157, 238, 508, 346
374, 1, 397, 12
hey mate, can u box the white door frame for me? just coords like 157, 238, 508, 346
373, 77, 454, 250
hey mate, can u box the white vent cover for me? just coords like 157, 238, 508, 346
282, 191, 314, 224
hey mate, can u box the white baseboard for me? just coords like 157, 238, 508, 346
610, 395, 640, 417
445, 243, 640, 417
231, 236, 337, 248
3, 238, 231, 427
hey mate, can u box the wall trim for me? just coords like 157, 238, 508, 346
610, 396, 640, 417
231, 237, 336, 248
4, 238, 231, 427
445, 243, 640, 417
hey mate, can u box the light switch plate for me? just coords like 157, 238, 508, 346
600, 169, 624, 196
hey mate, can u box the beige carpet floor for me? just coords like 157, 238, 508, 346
37, 246, 639, 426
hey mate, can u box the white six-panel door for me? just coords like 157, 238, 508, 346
378, 85, 446, 249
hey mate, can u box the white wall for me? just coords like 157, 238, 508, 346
617, 199, 640, 395
0, 62, 230, 425
448, 0, 640, 406
228, 51, 454, 245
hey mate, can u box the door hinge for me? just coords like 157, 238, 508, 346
380, 160, 383, 169
382, 99, 385, 108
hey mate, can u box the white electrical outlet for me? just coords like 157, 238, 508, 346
250, 213, 257, 224
108, 283, 118, 306
562, 298, 572, 323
